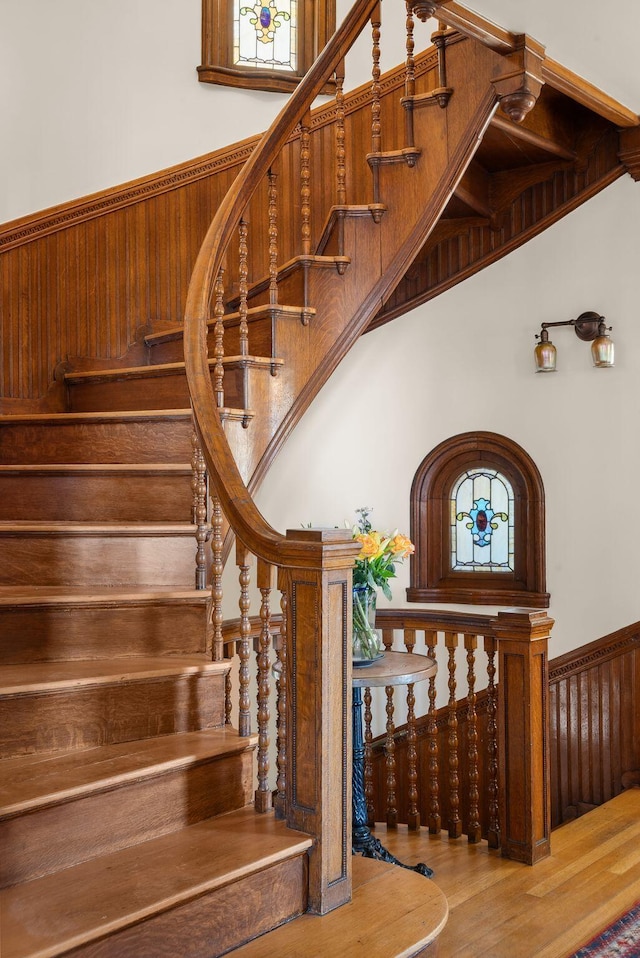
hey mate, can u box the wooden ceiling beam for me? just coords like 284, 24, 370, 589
490, 113, 576, 161
453, 161, 492, 218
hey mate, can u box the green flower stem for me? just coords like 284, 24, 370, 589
352, 589, 380, 659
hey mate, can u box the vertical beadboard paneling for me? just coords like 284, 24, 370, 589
549, 622, 640, 826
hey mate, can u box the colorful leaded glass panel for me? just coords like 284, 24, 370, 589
450, 469, 514, 573
233, 1, 297, 73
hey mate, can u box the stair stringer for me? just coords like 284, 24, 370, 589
220, 84, 501, 501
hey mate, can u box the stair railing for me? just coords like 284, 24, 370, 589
184, 0, 382, 917
184, 0, 559, 912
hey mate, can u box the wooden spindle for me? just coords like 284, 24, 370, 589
335, 60, 346, 207
191, 428, 209, 590
485, 635, 500, 848
381, 626, 393, 651
404, 627, 416, 654
425, 628, 441, 834
404, 0, 416, 148
267, 169, 279, 309
238, 216, 249, 357
225, 670, 233, 726
446, 630, 462, 838
431, 20, 453, 108
465, 632, 481, 843
213, 264, 225, 408
406, 681, 419, 830
210, 493, 224, 662
364, 685, 374, 826
385, 685, 398, 828
370, 2, 382, 155
299, 112, 312, 257
237, 541, 252, 736
274, 586, 288, 818
255, 559, 273, 812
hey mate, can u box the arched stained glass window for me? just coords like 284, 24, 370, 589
451, 469, 514, 572
408, 432, 549, 608
200, 0, 335, 94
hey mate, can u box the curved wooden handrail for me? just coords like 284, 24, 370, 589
184, 0, 378, 567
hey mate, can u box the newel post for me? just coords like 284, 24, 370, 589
278, 528, 357, 915
493, 609, 554, 864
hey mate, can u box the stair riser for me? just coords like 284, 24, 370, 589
1, 672, 224, 759
0, 750, 255, 886
0, 602, 207, 664
0, 418, 193, 465
0, 472, 193, 522
67, 367, 244, 414
148, 319, 274, 365
0, 534, 200, 587
65, 855, 308, 958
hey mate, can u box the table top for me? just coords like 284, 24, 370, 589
352, 650, 437, 688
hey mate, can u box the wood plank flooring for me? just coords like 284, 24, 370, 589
380, 788, 640, 958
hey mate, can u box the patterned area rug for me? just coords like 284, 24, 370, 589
570, 902, 640, 957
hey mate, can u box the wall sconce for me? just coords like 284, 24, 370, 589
534, 311, 615, 372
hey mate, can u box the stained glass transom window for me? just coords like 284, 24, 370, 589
234, 1, 297, 73
451, 469, 514, 573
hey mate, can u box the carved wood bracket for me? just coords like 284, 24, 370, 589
619, 127, 640, 181
491, 36, 546, 124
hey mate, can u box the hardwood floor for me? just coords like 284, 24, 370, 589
381, 788, 640, 958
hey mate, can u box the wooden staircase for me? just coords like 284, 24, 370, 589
1, 1, 639, 955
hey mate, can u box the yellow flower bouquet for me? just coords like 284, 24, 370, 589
351, 507, 414, 659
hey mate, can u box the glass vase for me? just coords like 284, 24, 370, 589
352, 584, 382, 662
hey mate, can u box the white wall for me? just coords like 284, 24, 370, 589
256, 176, 640, 658
0, 0, 408, 223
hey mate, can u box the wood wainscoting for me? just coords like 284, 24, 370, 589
370, 619, 640, 832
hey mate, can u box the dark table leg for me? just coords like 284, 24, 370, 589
351, 685, 433, 878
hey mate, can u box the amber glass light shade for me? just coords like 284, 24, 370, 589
591, 332, 615, 367
534, 337, 557, 372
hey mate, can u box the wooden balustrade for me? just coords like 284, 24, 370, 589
368, 607, 553, 864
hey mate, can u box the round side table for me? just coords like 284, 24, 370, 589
352, 650, 437, 877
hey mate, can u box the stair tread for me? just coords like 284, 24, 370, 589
0, 408, 194, 424
231, 856, 448, 958
0, 727, 251, 818
0, 807, 312, 958
0, 521, 199, 535
0, 655, 228, 695
0, 463, 191, 474
65, 356, 282, 384
144, 305, 314, 346
0, 585, 207, 608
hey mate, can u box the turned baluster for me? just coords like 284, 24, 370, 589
274, 585, 288, 818
381, 626, 393, 652
212, 264, 225, 408
406, 680, 419, 830
465, 632, 481, 843
237, 542, 252, 736
432, 21, 453, 108
267, 168, 279, 308
225, 671, 233, 726
364, 686, 375, 826
370, 2, 382, 204
191, 428, 209, 590
403, 627, 416, 654
425, 628, 441, 833
485, 634, 500, 848
385, 686, 398, 828
299, 112, 312, 258
255, 559, 274, 812
404, 0, 416, 148
446, 630, 462, 838
335, 60, 347, 207
238, 217, 249, 357
209, 493, 225, 662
